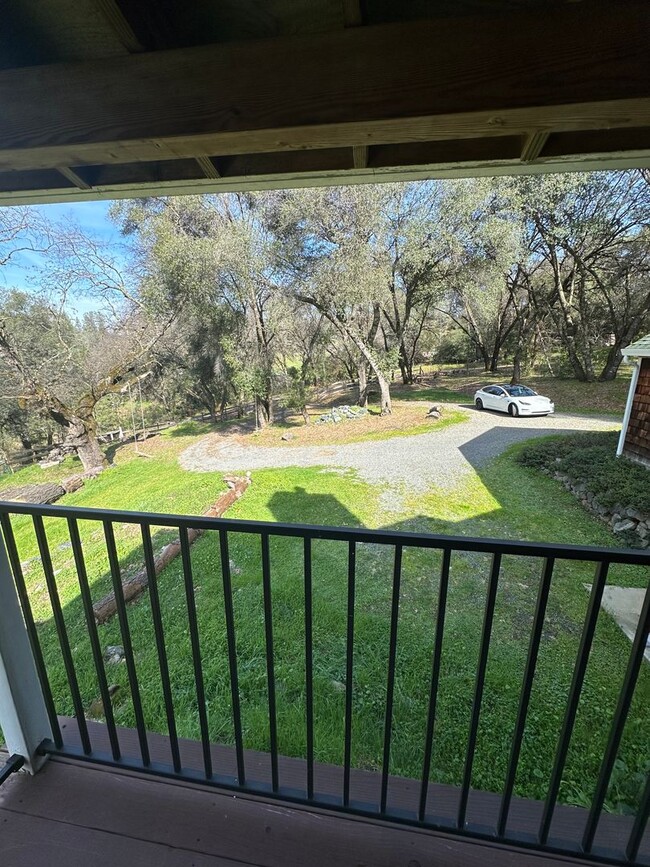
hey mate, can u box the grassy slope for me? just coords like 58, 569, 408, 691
2, 426, 647, 814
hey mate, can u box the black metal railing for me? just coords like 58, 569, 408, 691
0, 499, 648, 865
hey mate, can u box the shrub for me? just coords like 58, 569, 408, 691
517, 431, 650, 514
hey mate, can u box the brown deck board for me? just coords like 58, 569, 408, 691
53, 716, 646, 862
1, 719, 647, 867
0, 808, 241, 866
0, 757, 611, 867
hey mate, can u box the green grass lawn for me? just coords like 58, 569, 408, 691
1, 428, 647, 815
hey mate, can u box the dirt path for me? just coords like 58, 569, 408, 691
179, 407, 618, 492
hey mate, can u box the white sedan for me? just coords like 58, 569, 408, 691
474, 384, 554, 417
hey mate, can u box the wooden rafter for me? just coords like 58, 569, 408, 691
521, 131, 550, 163
57, 167, 92, 190
195, 156, 221, 179
93, 0, 144, 53
352, 145, 369, 169
343, 0, 363, 27
0, 3, 647, 176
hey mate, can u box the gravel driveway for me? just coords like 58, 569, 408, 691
179, 407, 618, 492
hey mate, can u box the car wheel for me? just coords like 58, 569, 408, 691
475, 398, 483, 410
508, 402, 519, 417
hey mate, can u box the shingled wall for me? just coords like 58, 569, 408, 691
624, 358, 650, 466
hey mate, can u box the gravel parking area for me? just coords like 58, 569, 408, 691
179, 407, 619, 492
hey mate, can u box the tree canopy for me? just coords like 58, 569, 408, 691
1, 170, 648, 466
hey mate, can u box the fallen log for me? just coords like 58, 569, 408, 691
0, 474, 89, 505
92, 474, 251, 624
0, 481, 67, 504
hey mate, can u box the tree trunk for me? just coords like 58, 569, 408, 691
489, 343, 501, 374
580, 339, 596, 382
377, 371, 392, 415
256, 394, 273, 428
511, 351, 523, 385
76, 435, 106, 473
599, 347, 623, 381
346, 333, 391, 414
398, 341, 414, 384
255, 371, 274, 428
562, 336, 590, 381
64, 416, 107, 473
357, 361, 369, 407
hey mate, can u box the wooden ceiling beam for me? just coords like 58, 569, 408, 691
0, 3, 647, 174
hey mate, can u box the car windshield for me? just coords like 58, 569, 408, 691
504, 385, 537, 397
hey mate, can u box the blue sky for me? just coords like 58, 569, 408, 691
1, 200, 130, 314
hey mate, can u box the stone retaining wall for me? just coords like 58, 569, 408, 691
545, 469, 650, 548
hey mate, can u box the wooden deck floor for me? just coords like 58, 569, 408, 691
1, 723, 647, 867
0, 758, 642, 867
0, 758, 590, 867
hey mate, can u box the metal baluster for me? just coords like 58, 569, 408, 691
33, 514, 91, 754
0, 513, 62, 748
419, 547, 451, 822
103, 520, 150, 767
627, 772, 650, 863
497, 557, 554, 837
539, 560, 609, 845
261, 532, 279, 792
582, 580, 650, 853
141, 523, 181, 773
380, 544, 402, 814
304, 536, 314, 800
179, 527, 212, 779
219, 528, 245, 785
343, 540, 356, 807
457, 552, 501, 829
67, 517, 120, 760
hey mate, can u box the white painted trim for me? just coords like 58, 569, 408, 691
0, 534, 51, 772
617, 359, 641, 457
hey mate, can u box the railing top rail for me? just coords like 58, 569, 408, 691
1, 500, 649, 565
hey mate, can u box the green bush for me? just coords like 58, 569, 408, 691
517, 431, 650, 514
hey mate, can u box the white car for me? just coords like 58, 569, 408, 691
474, 384, 554, 417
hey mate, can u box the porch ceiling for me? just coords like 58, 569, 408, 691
0, 0, 648, 204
